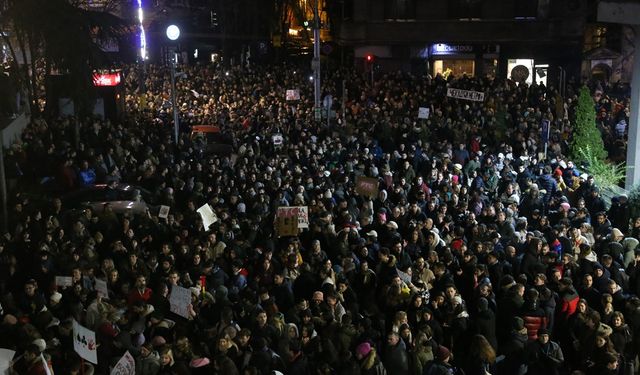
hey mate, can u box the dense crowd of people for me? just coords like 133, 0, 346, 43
0, 61, 635, 375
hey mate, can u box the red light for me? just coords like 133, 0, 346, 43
366, 55, 373, 62
93, 72, 121, 87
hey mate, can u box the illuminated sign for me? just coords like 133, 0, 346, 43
93, 72, 121, 87
431, 44, 474, 55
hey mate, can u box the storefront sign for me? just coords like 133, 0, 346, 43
431, 44, 474, 55
446, 88, 485, 102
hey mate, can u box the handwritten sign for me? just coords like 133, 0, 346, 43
158, 205, 170, 219
197, 204, 218, 230
95, 278, 109, 298
277, 206, 309, 229
169, 285, 191, 319
286, 89, 300, 101
418, 107, 430, 119
73, 320, 98, 364
277, 216, 299, 237
446, 88, 485, 102
397, 269, 412, 284
111, 351, 135, 375
355, 176, 379, 198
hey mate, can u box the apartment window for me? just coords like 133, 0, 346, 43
514, 0, 538, 19
584, 25, 608, 52
385, 0, 416, 20
448, 0, 483, 20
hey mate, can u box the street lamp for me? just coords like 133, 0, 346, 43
166, 25, 180, 144
166, 24, 180, 41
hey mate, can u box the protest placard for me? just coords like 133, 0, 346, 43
55, 276, 73, 288
73, 320, 98, 364
286, 89, 300, 101
446, 87, 485, 102
355, 176, 379, 198
277, 216, 298, 237
0, 348, 15, 375
418, 107, 430, 119
196, 204, 218, 230
169, 285, 191, 319
158, 205, 170, 219
396, 269, 412, 285
110, 351, 135, 375
95, 278, 108, 298
277, 206, 309, 229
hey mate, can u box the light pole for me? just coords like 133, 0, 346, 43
166, 25, 180, 144
312, 0, 321, 121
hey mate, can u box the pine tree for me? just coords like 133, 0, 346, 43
571, 86, 607, 162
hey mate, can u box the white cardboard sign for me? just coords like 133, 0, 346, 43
73, 320, 98, 364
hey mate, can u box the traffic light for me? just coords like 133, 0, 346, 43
366, 54, 373, 62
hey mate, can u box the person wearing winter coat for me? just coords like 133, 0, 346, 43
137, 343, 162, 375
383, 331, 410, 375
473, 297, 497, 350
525, 328, 564, 375
422, 345, 457, 375
498, 317, 529, 375
356, 341, 387, 375
521, 288, 548, 341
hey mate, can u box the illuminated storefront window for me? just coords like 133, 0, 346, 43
434, 59, 475, 78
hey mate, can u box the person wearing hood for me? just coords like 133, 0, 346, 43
355, 341, 386, 375
473, 297, 497, 350
426, 230, 446, 255
422, 345, 456, 375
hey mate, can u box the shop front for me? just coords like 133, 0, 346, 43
429, 43, 499, 78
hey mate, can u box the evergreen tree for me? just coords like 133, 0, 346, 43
571, 86, 607, 162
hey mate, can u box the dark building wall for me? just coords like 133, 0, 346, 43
336, 0, 588, 81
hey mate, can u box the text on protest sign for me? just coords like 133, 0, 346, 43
73, 320, 98, 364
276, 206, 309, 229
111, 351, 135, 375
418, 107, 430, 119
277, 216, 299, 237
169, 285, 192, 319
95, 278, 109, 298
286, 89, 300, 101
158, 205, 170, 219
446, 88, 485, 102
197, 204, 218, 230
355, 176, 380, 198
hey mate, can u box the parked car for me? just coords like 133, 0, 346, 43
61, 183, 157, 216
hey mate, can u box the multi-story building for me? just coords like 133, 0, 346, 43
334, 0, 593, 85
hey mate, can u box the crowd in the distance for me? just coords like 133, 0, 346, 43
0, 60, 635, 375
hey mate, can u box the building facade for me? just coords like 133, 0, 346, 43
335, 0, 592, 85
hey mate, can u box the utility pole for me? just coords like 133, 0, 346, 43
170, 56, 179, 144
312, 0, 321, 121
